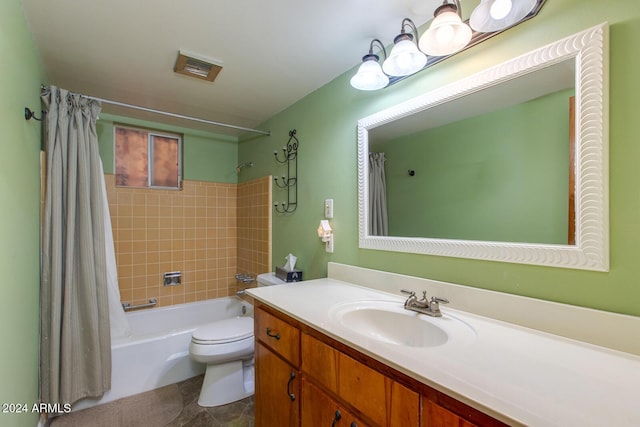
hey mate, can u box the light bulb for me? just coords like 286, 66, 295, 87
490, 0, 512, 20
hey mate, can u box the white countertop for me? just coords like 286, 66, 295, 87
247, 278, 640, 426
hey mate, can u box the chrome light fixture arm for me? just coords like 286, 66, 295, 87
397, 18, 420, 44
367, 38, 387, 61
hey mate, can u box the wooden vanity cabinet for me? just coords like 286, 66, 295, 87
254, 302, 507, 427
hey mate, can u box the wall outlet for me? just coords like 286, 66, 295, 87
326, 234, 334, 253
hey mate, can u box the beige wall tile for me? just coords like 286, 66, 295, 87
106, 175, 271, 309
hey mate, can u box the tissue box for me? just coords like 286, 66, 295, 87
275, 266, 303, 282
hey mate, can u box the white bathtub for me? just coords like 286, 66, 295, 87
72, 296, 254, 411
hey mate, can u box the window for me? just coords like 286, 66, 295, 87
114, 125, 182, 189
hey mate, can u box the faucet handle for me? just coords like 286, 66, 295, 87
431, 296, 449, 305
400, 289, 416, 297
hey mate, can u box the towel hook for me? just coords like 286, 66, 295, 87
24, 107, 44, 121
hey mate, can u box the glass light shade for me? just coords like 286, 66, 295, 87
382, 38, 427, 77
419, 10, 472, 56
469, 0, 538, 32
350, 56, 389, 91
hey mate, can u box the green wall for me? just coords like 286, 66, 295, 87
4, 3, 639, 421
380, 89, 571, 243
239, 0, 640, 317
0, 0, 46, 426
97, 113, 240, 183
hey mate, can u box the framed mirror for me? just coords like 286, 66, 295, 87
357, 23, 609, 271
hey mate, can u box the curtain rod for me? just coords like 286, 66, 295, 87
39, 85, 271, 136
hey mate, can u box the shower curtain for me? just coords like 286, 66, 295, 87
369, 152, 388, 236
40, 86, 126, 406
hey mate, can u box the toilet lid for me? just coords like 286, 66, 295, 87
192, 316, 253, 344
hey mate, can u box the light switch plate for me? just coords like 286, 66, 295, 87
325, 198, 334, 219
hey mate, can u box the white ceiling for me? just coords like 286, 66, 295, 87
21, 0, 442, 137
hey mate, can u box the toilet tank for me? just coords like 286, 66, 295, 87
256, 272, 286, 287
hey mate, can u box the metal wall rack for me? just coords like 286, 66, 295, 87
273, 129, 299, 213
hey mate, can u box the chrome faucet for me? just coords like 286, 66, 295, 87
401, 289, 449, 317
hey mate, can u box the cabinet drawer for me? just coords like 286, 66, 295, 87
301, 333, 339, 393
423, 400, 478, 427
338, 352, 419, 427
255, 307, 300, 366
302, 377, 369, 427
421, 393, 507, 427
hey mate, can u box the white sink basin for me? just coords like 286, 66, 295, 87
329, 300, 476, 349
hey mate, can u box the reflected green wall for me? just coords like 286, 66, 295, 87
97, 114, 240, 183
380, 89, 571, 243
240, 0, 640, 317
0, 0, 46, 425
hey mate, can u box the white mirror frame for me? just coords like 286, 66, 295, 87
357, 23, 609, 271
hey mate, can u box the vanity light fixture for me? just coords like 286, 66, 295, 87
349, 0, 546, 91
350, 39, 389, 91
419, 0, 472, 56
317, 219, 334, 253
470, 0, 538, 32
382, 18, 427, 77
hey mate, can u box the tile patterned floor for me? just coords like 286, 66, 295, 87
166, 375, 255, 427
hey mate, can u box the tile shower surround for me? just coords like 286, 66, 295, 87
104, 175, 271, 308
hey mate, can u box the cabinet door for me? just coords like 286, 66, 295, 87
255, 342, 300, 427
423, 400, 478, 427
302, 378, 369, 427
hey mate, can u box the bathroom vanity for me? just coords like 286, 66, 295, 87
247, 263, 640, 426
254, 301, 502, 426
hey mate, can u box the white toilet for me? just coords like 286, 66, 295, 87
188, 272, 286, 407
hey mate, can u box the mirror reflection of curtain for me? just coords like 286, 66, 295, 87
40, 86, 116, 406
369, 152, 388, 236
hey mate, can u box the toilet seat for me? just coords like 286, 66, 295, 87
192, 316, 253, 345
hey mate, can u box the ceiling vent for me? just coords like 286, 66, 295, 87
174, 51, 223, 82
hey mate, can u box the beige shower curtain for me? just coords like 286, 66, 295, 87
369, 152, 388, 236
40, 86, 111, 405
